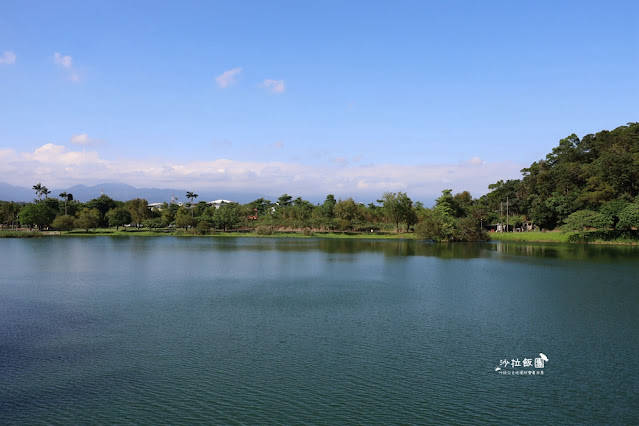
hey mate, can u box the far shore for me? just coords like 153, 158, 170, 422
2, 228, 637, 245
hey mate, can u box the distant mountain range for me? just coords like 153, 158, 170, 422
0, 182, 267, 204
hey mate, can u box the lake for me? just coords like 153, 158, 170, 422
1, 237, 637, 424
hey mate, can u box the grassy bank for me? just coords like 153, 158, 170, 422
490, 230, 639, 245
49, 228, 418, 239
488, 231, 574, 243
0, 230, 43, 238
6, 228, 636, 245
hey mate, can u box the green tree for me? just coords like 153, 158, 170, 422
161, 202, 177, 225
214, 203, 240, 231
617, 204, 639, 230
75, 208, 101, 232
51, 214, 76, 232
278, 194, 293, 206
196, 220, 212, 234
126, 198, 149, 228
334, 198, 360, 221
85, 195, 119, 226
18, 203, 56, 230
186, 191, 198, 216
453, 216, 487, 242
562, 210, 612, 231
106, 207, 132, 231
0, 202, 21, 229
320, 194, 337, 218
599, 199, 629, 228
58, 192, 73, 215
382, 192, 415, 232
247, 198, 272, 217
175, 206, 196, 230
415, 209, 446, 241
32, 183, 50, 200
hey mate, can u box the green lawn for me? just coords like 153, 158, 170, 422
488, 231, 574, 243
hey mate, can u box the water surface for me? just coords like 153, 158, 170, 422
1, 238, 637, 424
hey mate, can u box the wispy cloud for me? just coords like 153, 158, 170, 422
53, 52, 72, 68
262, 79, 285, 94
216, 67, 242, 88
0, 51, 16, 65
269, 141, 284, 148
53, 52, 81, 82
70, 133, 101, 146
0, 145, 524, 202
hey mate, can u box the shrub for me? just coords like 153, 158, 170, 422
562, 210, 612, 231
256, 226, 273, 235
51, 215, 76, 231
196, 220, 211, 235
143, 217, 168, 228
617, 204, 639, 230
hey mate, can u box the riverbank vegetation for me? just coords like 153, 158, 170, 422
1, 123, 637, 243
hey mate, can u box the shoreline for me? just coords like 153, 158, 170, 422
2, 228, 637, 245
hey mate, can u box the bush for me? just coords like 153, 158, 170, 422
0, 230, 43, 238
336, 219, 351, 231
452, 217, 488, 242
256, 226, 274, 235
302, 228, 314, 237
617, 204, 639, 230
196, 220, 211, 235
143, 217, 168, 228
51, 215, 76, 231
568, 230, 639, 243
562, 210, 613, 231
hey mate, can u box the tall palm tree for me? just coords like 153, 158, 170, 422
59, 192, 68, 215
186, 191, 198, 217
33, 183, 43, 200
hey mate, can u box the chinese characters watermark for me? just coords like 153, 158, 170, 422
494, 353, 549, 375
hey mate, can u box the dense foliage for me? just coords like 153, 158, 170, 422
479, 122, 639, 231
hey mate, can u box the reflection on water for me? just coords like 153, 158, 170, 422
200, 237, 639, 262
0, 237, 637, 424
490, 240, 639, 262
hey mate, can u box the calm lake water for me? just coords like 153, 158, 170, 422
1, 237, 638, 424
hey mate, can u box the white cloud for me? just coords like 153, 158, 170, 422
53, 52, 72, 68
70, 133, 101, 145
216, 67, 242, 88
468, 156, 483, 165
0, 51, 16, 65
0, 144, 524, 203
53, 52, 82, 82
262, 79, 285, 94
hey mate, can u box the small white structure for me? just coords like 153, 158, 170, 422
207, 199, 235, 209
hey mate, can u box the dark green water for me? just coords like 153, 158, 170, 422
1, 237, 638, 424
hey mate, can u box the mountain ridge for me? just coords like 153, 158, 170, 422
0, 182, 266, 204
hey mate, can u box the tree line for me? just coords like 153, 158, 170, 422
0, 188, 493, 241
1, 122, 638, 240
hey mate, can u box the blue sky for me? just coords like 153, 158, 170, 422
1, 0, 637, 203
